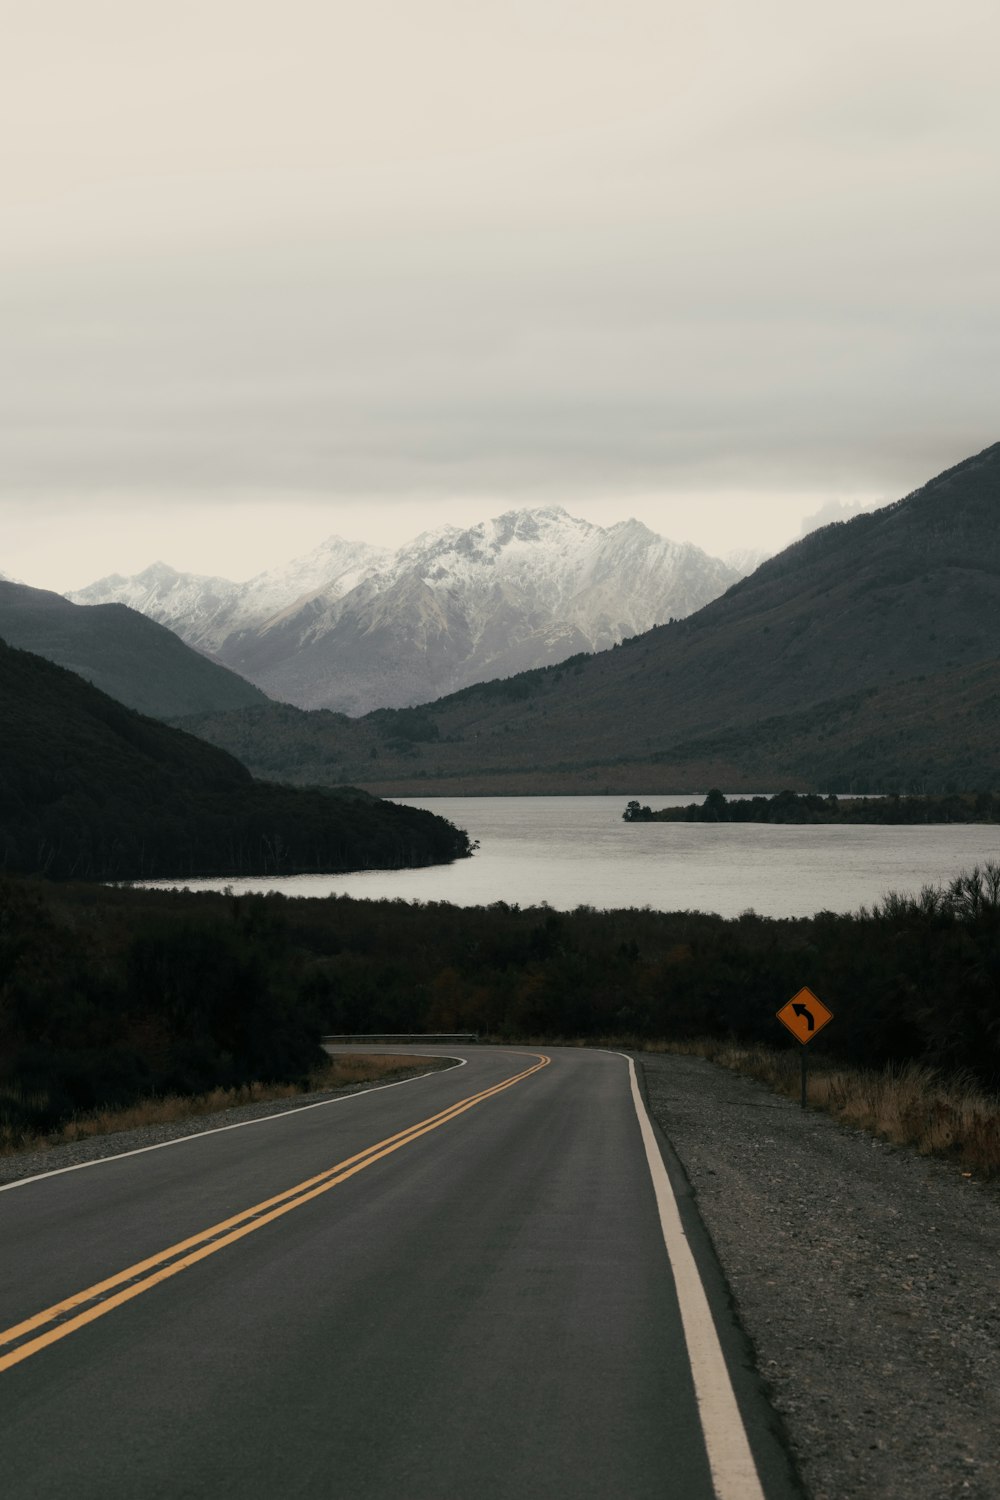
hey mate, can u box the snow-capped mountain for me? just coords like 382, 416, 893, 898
70, 508, 745, 714
69, 538, 390, 656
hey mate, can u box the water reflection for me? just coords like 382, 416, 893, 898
140, 796, 1000, 918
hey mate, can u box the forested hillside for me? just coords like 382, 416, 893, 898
0, 641, 471, 880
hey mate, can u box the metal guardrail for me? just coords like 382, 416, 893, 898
321, 1033, 480, 1044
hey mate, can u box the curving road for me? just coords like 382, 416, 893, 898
0, 1047, 798, 1499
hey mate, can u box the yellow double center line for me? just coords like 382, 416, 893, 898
1, 1052, 549, 1374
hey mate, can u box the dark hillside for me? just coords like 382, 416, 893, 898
665, 440, 1000, 720
177, 443, 1000, 793
0, 580, 268, 719
0, 641, 470, 879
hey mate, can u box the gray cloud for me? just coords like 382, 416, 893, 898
1, 1, 998, 587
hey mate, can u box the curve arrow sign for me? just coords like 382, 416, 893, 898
776, 987, 833, 1044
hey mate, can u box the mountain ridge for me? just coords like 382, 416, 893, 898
70, 535, 388, 657
0, 580, 269, 720
69, 506, 747, 715
174, 442, 1000, 793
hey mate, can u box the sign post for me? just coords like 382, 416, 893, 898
776, 986, 834, 1108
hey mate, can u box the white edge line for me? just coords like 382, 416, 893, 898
619, 1051, 767, 1500
0, 1056, 467, 1195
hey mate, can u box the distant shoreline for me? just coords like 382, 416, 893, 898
623, 789, 1000, 824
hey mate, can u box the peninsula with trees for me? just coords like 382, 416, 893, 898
623, 789, 1000, 824
0, 639, 472, 881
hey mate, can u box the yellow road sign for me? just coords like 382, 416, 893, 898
776, 986, 833, 1044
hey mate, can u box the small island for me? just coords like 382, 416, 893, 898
623, 789, 1000, 824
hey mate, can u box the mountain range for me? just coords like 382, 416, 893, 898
69, 508, 751, 715
175, 442, 1000, 793
0, 580, 267, 720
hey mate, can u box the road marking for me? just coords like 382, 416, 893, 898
0, 1056, 468, 1195
0, 1054, 549, 1373
624, 1054, 767, 1500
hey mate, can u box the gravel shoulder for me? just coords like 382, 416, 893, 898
640, 1052, 1000, 1500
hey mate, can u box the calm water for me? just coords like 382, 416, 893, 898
142, 796, 1000, 918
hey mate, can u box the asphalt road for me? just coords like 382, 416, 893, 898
0, 1047, 798, 1499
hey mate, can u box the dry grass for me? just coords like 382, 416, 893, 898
0, 1054, 442, 1158
638, 1036, 1000, 1178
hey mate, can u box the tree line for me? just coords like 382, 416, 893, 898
3, 865, 998, 1140
624, 789, 1000, 823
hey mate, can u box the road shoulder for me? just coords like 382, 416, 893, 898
0, 1061, 457, 1188
639, 1052, 1000, 1500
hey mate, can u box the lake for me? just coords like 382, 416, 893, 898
142, 795, 1000, 918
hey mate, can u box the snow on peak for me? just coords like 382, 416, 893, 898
66, 506, 757, 712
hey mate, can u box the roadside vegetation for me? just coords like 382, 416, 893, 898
2, 863, 998, 1158
639, 1038, 1000, 1178
0, 1054, 445, 1157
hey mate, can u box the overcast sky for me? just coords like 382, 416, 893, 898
2, 0, 998, 592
